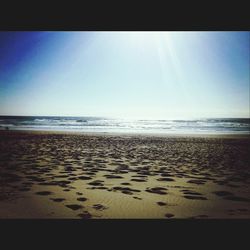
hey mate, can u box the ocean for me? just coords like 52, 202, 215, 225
0, 116, 249, 134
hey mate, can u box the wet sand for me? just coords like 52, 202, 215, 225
0, 130, 250, 219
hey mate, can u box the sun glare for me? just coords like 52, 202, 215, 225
123, 31, 171, 46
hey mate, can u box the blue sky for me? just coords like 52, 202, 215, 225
0, 31, 249, 118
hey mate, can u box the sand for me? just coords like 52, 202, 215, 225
0, 130, 250, 219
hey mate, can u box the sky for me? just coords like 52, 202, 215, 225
0, 31, 249, 119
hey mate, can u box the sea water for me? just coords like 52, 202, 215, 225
0, 116, 249, 134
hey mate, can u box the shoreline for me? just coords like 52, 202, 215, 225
1, 129, 249, 139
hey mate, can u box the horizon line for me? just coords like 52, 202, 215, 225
0, 114, 249, 120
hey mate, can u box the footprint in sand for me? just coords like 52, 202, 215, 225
133, 196, 142, 200
67, 177, 78, 181
78, 176, 92, 180
187, 179, 206, 185
130, 178, 147, 182
121, 182, 131, 186
145, 187, 168, 195
165, 213, 175, 218
157, 177, 175, 182
77, 197, 88, 202
104, 175, 124, 179
50, 198, 65, 202
112, 186, 141, 195
88, 180, 104, 186
35, 191, 53, 196
90, 186, 108, 190
157, 201, 167, 206
66, 204, 83, 210
92, 204, 108, 211
183, 195, 207, 200
182, 190, 203, 196
78, 212, 92, 219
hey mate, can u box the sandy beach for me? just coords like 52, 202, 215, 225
0, 130, 250, 219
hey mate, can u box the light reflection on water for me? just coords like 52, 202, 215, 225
0, 116, 249, 134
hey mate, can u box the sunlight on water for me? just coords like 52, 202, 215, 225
0, 116, 249, 134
